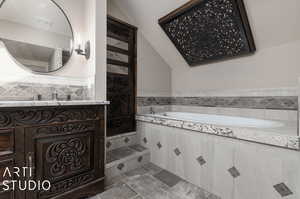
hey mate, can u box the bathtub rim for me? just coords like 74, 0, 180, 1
136, 113, 300, 151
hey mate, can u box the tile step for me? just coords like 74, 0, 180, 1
105, 145, 150, 180
106, 132, 139, 152
106, 145, 150, 168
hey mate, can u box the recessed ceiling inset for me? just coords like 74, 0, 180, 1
159, 0, 256, 66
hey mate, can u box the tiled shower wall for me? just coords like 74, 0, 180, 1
0, 82, 90, 101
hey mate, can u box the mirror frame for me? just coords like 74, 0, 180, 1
0, 0, 75, 74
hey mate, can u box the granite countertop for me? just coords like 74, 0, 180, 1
0, 100, 110, 108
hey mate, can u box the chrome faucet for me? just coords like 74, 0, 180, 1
150, 107, 155, 114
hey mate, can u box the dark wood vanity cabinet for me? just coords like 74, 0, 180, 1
0, 105, 106, 199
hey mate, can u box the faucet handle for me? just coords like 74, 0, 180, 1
34, 94, 42, 101
150, 107, 155, 114
52, 92, 58, 100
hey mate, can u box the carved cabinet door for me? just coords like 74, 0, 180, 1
24, 121, 104, 199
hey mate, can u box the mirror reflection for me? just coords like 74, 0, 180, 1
0, 0, 73, 73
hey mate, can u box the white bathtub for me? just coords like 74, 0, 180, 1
153, 112, 284, 129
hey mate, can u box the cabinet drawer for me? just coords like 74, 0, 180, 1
14, 106, 103, 126
29, 121, 98, 137
0, 130, 14, 156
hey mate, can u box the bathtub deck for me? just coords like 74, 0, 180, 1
136, 114, 300, 150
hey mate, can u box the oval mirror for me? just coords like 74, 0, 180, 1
0, 0, 73, 73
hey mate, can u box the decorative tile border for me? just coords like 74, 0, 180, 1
137, 97, 171, 106
136, 114, 300, 150
137, 96, 298, 110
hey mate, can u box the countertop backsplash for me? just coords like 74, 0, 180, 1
0, 81, 90, 101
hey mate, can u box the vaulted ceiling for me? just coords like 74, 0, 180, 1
112, 0, 300, 69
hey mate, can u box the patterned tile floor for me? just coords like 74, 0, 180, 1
90, 163, 220, 199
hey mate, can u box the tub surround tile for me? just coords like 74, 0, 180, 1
174, 148, 182, 156
136, 115, 300, 150
137, 96, 298, 110
136, 124, 300, 199
137, 97, 172, 106
157, 142, 162, 149
172, 96, 298, 110
197, 156, 207, 166
137, 105, 172, 114
171, 105, 298, 123
228, 167, 241, 178
273, 183, 293, 197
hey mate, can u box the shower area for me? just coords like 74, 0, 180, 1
107, 16, 137, 137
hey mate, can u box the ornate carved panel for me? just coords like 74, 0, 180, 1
0, 112, 13, 128
36, 134, 92, 181
13, 108, 98, 126
35, 122, 95, 136
159, 0, 256, 66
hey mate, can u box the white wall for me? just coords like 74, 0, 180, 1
94, 0, 107, 100
108, 0, 172, 97
37, 0, 89, 79
113, 0, 300, 96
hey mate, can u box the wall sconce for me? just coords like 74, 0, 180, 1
0, 0, 6, 8
75, 41, 90, 60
